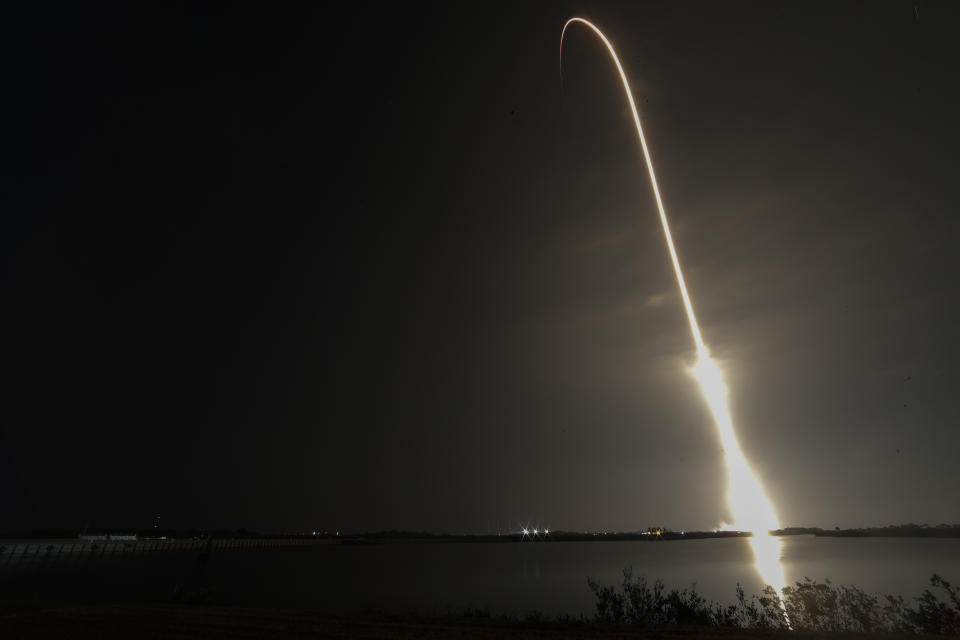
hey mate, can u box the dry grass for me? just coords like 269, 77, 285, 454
0, 601, 937, 639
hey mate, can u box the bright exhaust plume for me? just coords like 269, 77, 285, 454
560, 17, 785, 595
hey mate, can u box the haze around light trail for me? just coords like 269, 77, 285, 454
559, 17, 786, 597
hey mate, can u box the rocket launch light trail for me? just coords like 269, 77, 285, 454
560, 17, 787, 598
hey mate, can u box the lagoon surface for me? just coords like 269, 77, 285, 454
3, 537, 959, 616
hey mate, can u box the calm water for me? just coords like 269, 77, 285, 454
3, 536, 959, 615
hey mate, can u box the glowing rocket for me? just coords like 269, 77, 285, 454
560, 17, 786, 595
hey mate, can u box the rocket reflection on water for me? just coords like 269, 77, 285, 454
560, 17, 786, 596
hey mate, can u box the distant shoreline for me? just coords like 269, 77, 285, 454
339, 527, 960, 543
3, 524, 958, 545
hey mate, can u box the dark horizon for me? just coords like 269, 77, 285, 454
6, 522, 960, 542
3, 1, 960, 534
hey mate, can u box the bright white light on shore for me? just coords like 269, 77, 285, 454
561, 16, 785, 602
691, 355, 780, 535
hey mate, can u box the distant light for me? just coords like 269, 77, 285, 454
522, 528, 529, 535
544, 529, 549, 535
533, 528, 538, 535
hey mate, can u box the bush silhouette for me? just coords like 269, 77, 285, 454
588, 570, 960, 634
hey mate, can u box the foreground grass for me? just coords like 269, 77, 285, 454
0, 600, 939, 639
0, 574, 956, 638
588, 571, 960, 635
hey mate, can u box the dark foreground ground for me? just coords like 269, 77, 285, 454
0, 601, 940, 640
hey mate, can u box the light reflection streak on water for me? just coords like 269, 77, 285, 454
750, 533, 786, 595
750, 534, 790, 627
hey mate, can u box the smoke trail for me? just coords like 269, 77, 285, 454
560, 17, 786, 597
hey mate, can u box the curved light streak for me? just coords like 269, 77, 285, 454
560, 17, 786, 600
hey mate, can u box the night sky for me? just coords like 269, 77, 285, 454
3, 2, 959, 534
